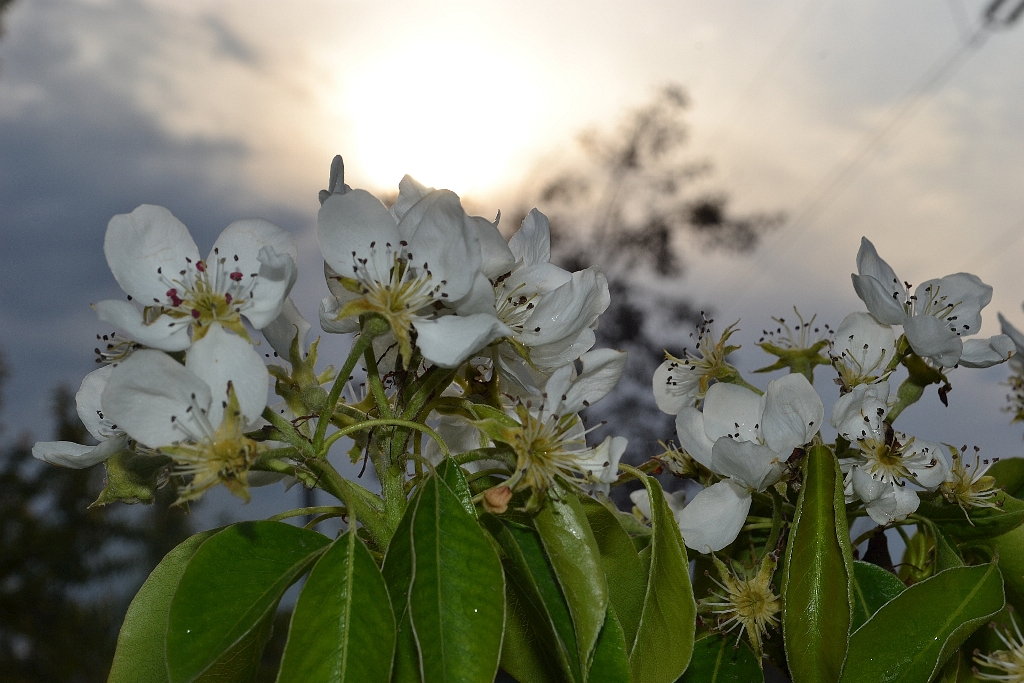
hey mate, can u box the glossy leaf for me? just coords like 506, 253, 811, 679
988, 522, 1024, 598
587, 606, 631, 683
840, 563, 1005, 682
989, 457, 1024, 498
580, 497, 646, 647
850, 561, 905, 632
484, 516, 580, 683
535, 490, 609, 674
380, 493, 420, 683
917, 493, 1024, 540
678, 634, 765, 683
166, 522, 330, 683
499, 586, 564, 683
628, 475, 695, 683
437, 457, 475, 518
108, 530, 216, 683
276, 530, 396, 683
931, 523, 965, 571
782, 444, 853, 683
407, 476, 505, 683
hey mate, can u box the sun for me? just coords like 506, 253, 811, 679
338, 33, 545, 197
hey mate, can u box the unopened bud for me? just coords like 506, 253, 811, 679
482, 486, 513, 514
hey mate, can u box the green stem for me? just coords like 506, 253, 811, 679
322, 418, 450, 460
363, 345, 394, 421
260, 408, 314, 458
305, 512, 347, 529
304, 458, 389, 547
267, 506, 347, 522
312, 319, 384, 453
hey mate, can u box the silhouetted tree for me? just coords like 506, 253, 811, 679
0, 354, 195, 682
533, 85, 784, 479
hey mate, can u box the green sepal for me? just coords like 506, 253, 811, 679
91, 450, 173, 507
754, 339, 831, 383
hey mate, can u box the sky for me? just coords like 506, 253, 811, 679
1, 0, 1023, 520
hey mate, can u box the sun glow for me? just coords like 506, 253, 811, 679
340, 35, 545, 196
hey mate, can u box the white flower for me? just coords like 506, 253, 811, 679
100, 323, 270, 501
32, 365, 130, 468
831, 380, 948, 525
318, 173, 510, 369
653, 321, 739, 415
999, 312, 1024, 372
629, 487, 687, 520
851, 237, 1012, 368
673, 373, 824, 552
830, 311, 896, 390
94, 205, 297, 352
479, 210, 610, 394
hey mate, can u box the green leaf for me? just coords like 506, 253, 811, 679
407, 476, 505, 683
380, 491, 420, 683
839, 563, 1005, 682
782, 444, 854, 683
276, 530, 396, 683
484, 516, 580, 683
678, 634, 765, 683
437, 458, 475, 518
535, 490, 609, 674
988, 522, 1024, 598
166, 522, 330, 683
108, 530, 217, 683
989, 458, 1024, 498
580, 497, 646, 647
931, 523, 965, 571
499, 586, 565, 683
850, 561, 905, 632
587, 606, 631, 683
917, 493, 1024, 540
629, 475, 696, 683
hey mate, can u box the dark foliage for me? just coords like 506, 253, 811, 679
0, 355, 194, 683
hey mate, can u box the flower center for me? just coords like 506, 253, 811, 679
858, 435, 912, 485
494, 281, 538, 334
153, 249, 256, 341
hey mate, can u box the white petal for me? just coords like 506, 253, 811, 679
914, 273, 991, 338
904, 315, 963, 367
759, 373, 823, 453
412, 313, 511, 369
185, 323, 269, 427
104, 205, 201, 304
240, 246, 297, 329
904, 439, 948, 489
468, 214, 515, 279
424, 415, 486, 464
32, 433, 130, 468
1000, 313, 1024, 356
389, 174, 433, 222
852, 238, 906, 325
630, 488, 687, 520
93, 299, 191, 352
318, 189, 400, 278
676, 480, 751, 553
102, 349, 212, 448
674, 407, 714, 469
508, 209, 551, 267
517, 268, 610, 347
261, 298, 312, 358
831, 382, 889, 442
503, 262, 573, 299
864, 484, 919, 525
851, 466, 889, 503
652, 358, 698, 415
562, 348, 627, 415
711, 438, 783, 490
577, 435, 627, 486
318, 295, 360, 334
959, 335, 1015, 368
402, 190, 481, 302
210, 218, 297, 279
702, 382, 761, 443
851, 274, 908, 326
452, 271, 499, 316
833, 311, 896, 379
76, 365, 118, 440
530, 327, 597, 372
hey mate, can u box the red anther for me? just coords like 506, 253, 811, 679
166, 288, 183, 307
196, 260, 206, 272
224, 293, 233, 305
191, 309, 201, 319
230, 271, 243, 282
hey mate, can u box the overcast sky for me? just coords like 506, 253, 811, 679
1, 0, 1023, 519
